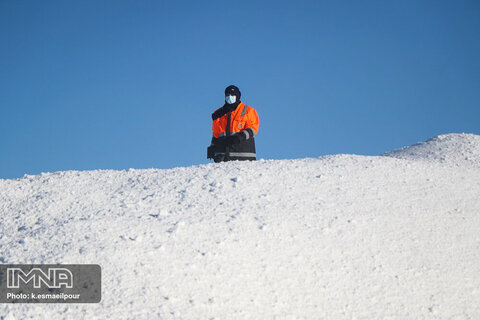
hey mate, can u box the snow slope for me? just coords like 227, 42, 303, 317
384, 133, 480, 166
1, 133, 480, 319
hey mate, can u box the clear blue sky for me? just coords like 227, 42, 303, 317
1, 0, 479, 179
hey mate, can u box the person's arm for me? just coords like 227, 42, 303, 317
228, 107, 259, 145
212, 118, 221, 138
243, 107, 259, 139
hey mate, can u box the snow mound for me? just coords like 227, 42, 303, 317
1, 135, 480, 319
383, 133, 480, 166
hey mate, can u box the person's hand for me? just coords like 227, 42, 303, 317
226, 133, 245, 146
225, 135, 238, 146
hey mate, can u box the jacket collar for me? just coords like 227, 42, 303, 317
212, 101, 243, 120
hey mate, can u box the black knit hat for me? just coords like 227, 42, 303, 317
225, 85, 241, 101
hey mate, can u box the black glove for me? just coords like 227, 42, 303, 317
226, 132, 246, 146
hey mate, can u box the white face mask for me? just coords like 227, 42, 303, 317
225, 95, 236, 104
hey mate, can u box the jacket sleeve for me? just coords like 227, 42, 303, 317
244, 107, 259, 136
212, 118, 221, 138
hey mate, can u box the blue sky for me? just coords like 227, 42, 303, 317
1, 0, 479, 179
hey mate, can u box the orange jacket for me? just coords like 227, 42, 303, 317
212, 102, 259, 138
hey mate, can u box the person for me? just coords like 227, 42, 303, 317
207, 85, 259, 162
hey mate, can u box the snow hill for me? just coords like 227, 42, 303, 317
1, 133, 479, 319
384, 133, 480, 166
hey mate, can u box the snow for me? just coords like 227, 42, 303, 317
383, 133, 480, 166
1, 133, 480, 319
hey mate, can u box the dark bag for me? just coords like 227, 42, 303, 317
207, 145, 215, 159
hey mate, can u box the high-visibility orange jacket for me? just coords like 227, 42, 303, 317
208, 102, 259, 162
212, 102, 259, 138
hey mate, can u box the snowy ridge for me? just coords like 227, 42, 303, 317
1, 133, 480, 319
383, 133, 480, 166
